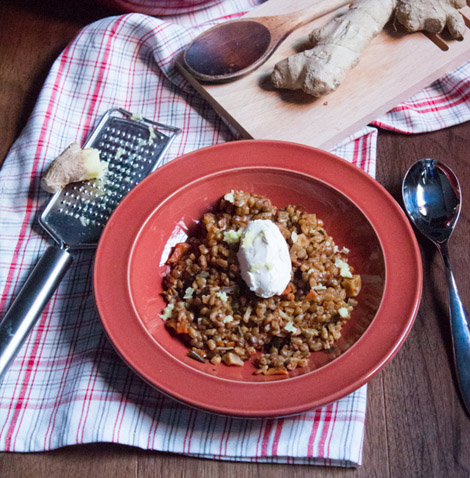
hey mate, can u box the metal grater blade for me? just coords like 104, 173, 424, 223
39, 108, 180, 249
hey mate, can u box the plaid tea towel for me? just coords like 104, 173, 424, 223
0, 0, 469, 466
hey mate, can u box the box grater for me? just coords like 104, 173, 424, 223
0, 107, 180, 380
40, 107, 180, 247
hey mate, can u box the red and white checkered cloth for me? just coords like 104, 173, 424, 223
0, 0, 469, 466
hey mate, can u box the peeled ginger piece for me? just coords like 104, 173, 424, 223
41, 143, 104, 193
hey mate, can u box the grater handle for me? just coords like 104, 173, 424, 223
0, 245, 73, 382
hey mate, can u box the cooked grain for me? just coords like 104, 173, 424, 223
161, 191, 361, 375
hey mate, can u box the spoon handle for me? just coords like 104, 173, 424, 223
440, 245, 470, 414
279, 0, 352, 29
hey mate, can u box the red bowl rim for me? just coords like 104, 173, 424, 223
94, 140, 422, 417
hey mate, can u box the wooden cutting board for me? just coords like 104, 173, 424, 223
177, 0, 470, 150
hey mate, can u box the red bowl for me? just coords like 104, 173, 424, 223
94, 140, 422, 417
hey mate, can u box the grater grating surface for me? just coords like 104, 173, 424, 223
39, 108, 180, 249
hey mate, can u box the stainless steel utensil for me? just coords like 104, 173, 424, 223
402, 158, 470, 414
0, 107, 180, 381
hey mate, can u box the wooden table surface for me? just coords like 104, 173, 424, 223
1, 1, 470, 477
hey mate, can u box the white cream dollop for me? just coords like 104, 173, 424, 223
237, 219, 291, 298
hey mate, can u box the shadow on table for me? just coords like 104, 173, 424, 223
3, 0, 116, 23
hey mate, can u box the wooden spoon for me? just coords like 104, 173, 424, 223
182, 0, 352, 83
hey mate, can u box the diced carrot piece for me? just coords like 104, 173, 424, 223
281, 284, 292, 296
306, 289, 317, 300
265, 367, 289, 376
167, 242, 191, 263
175, 322, 189, 334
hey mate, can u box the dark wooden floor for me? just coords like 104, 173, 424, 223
1, 1, 470, 477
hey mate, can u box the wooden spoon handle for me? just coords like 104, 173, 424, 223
255, 0, 352, 36
288, 0, 352, 26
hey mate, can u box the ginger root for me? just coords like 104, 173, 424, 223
272, 0, 396, 97
271, 0, 467, 97
41, 143, 104, 193
396, 0, 467, 40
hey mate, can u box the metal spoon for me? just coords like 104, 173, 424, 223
402, 158, 470, 413
182, 0, 351, 83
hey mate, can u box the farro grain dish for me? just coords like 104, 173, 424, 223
161, 191, 361, 375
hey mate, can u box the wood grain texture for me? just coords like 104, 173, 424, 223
376, 126, 470, 478
178, 0, 470, 150
1, 1, 470, 477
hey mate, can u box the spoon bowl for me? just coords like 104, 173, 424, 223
403, 158, 461, 243
402, 158, 470, 414
182, 0, 351, 83
184, 20, 272, 81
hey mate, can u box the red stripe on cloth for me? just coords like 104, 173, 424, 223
0, 22, 82, 347
217, 416, 229, 457
113, 389, 130, 443
359, 134, 370, 172
3, 308, 54, 451
43, 333, 77, 448
174, 99, 193, 158
15, 295, 62, 450
367, 132, 374, 173
307, 409, 322, 456
67, 16, 128, 444
317, 403, 334, 458
324, 401, 339, 464
182, 408, 195, 453
223, 417, 233, 456
270, 419, 284, 456
351, 136, 361, 169
380, 89, 469, 120
41, 30, 94, 449
401, 84, 470, 110
1, 43, 73, 450
76, 336, 108, 443
217, 415, 234, 457
354, 131, 374, 173
147, 393, 166, 448
81, 16, 128, 139
260, 420, 274, 456
254, 420, 265, 457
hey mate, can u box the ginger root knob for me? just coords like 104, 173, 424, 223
271, 0, 467, 97
41, 143, 104, 194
